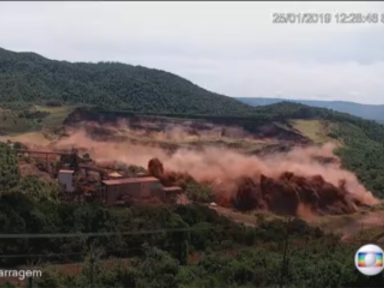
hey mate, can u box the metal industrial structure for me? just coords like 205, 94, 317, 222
15, 147, 183, 206
101, 177, 164, 205
58, 169, 75, 192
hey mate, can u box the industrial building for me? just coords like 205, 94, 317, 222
58, 169, 75, 192
14, 147, 184, 206
101, 176, 165, 205
162, 186, 183, 203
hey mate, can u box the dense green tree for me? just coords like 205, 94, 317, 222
185, 182, 214, 203
0, 47, 253, 116
0, 143, 20, 192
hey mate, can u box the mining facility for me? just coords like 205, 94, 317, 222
15, 147, 183, 206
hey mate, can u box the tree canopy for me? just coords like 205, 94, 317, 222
0, 47, 253, 116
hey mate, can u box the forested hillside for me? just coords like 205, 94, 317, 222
238, 97, 384, 123
0, 47, 252, 116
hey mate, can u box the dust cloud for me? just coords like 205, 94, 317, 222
50, 126, 377, 209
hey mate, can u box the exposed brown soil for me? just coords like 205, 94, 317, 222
64, 107, 309, 145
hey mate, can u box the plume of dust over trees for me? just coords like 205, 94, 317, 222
53, 127, 377, 206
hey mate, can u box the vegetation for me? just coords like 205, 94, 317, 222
2, 101, 384, 200
333, 121, 384, 197
248, 103, 384, 198
66, 102, 384, 198
1, 48, 384, 198
0, 107, 37, 134
1, 47, 384, 286
0, 104, 75, 135
0, 143, 382, 287
185, 182, 214, 203
0, 47, 253, 116
239, 97, 384, 123
290, 119, 332, 144
0, 142, 20, 191
289, 117, 384, 197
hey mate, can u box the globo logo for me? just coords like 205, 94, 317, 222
355, 244, 384, 276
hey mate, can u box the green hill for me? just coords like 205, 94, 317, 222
0, 47, 253, 116
238, 97, 384, 123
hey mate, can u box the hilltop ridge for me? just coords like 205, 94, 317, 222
0, 47, 253, 116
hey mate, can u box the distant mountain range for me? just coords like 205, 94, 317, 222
237, 97, 384, 123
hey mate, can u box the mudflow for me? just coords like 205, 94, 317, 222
31, 122, 378, 217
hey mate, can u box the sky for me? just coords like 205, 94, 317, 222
0, 2, 383, 104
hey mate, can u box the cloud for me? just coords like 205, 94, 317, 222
0, 2, 383, 104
